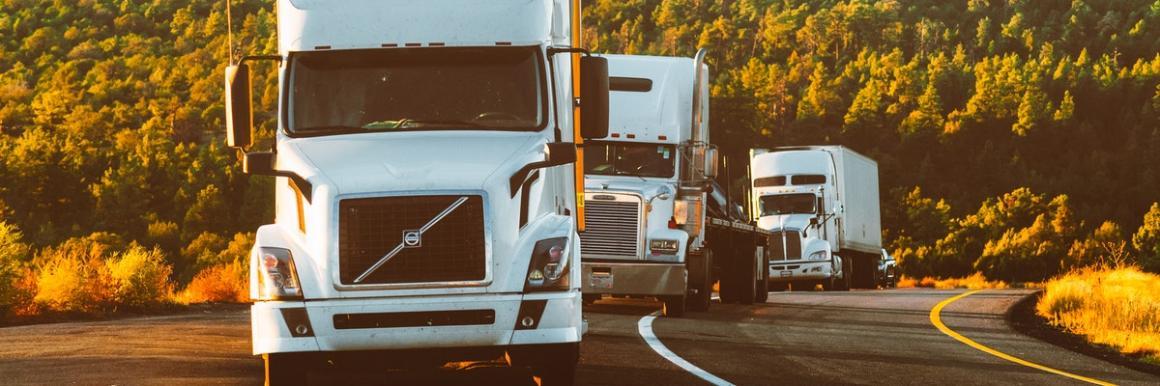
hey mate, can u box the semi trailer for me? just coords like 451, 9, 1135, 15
223, 1, 609, 384
750, 146, 882, 290
579, 51, 774, 317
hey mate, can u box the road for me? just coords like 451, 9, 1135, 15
0, 289, 1155, 385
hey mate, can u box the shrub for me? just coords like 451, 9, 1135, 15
178, 260, 247, 304
34, 251, 112, 312
106, 246, 174, 308
1038, 266, 1160, 361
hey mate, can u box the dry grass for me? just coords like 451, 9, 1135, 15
896, 273, 1010, 289
1037, 266, 1160, 362
177, 261, 248, 304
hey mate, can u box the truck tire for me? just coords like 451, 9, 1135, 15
754, 249, 769, 303
264, 353, 307, 386
511, 343, 579, 386
582, 294, 600, 305
852, 253, 881, 289
662, 295, 686, 317
687, 249, 713, 312
737, 243, 757, 305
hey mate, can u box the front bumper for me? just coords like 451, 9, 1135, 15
768, 259, 834, 282
252, 291, 581, 355
580, 261, 686, 296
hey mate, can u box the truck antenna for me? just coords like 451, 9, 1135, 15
226, 0, 235, 64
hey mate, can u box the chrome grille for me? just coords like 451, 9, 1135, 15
580, 198, 641, 259
770, 231, 802, 261
339, 195, 485, 285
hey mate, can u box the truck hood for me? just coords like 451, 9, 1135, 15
757, 214, 812, 232
585, 175, 674, 198
286, 131, 542, 195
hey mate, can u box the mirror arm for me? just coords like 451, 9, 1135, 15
509, 143, 577, 197
546, 47, 593, 57
239, 54, 282, 65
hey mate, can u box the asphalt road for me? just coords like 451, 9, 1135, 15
0, 289, 1156, 385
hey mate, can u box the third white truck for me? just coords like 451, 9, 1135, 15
750, 146, 882, 290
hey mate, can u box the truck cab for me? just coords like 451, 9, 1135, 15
751, 150, 844, 290
579, 52, 717, 316
223, 1, 609, 384
750, 146, 882, 290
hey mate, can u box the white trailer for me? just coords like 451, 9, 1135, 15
223, 1, 610, 384
750, 146, 882, 290
579, 52, 774, 317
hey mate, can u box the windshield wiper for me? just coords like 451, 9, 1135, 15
398, 118, 487, 128
292, 125, 368, 137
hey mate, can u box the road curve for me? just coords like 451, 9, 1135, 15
0, 289, 1155, 385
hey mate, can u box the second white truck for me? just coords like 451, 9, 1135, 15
750, 146, 882, 290
579, 51, 774, 316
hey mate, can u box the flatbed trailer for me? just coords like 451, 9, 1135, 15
699, 218, 773, 304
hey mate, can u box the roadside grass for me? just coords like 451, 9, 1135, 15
896, 272, 1010, 289
1037, 266, 1160, 363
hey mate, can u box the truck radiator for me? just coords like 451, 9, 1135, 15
580, 198, 641, 259
338, 195, 486, 285
770, 231, 802, 261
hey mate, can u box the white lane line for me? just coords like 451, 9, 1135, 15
637, 311, 734, 386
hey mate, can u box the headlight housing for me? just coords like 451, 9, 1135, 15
808, 249, 828, 261
256, 247, 303, 300
649, 239, 680, 255
525, 237, 571, 292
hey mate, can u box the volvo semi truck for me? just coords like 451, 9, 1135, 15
750, 146, 882, 290
579, 52, 773, 317
223, 1, 609, 384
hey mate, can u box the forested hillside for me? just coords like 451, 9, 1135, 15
0, 0, 275, 316
583, 0, 1160, 279
1, 0, 1160, 318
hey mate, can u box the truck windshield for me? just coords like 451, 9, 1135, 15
287, 46, 546, 136
584, 141, 676, 178
759, 194, 816, 216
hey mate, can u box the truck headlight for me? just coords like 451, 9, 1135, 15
649, 239, 680, 255
525, 237, 571, 292
256, 247, 303, 300
808, 250, 828, 260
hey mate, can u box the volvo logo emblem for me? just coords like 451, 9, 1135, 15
402, 230, 422, 248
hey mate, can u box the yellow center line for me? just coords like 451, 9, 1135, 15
929, 290, 1116, 386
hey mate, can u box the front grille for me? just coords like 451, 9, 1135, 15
580, 198, 641, 258
770, 231, 802, 261
339, 195, 485, 285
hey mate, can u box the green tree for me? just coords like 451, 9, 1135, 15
1132, 203, 1160, 272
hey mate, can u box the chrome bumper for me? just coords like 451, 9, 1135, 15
580, 261, 686, 296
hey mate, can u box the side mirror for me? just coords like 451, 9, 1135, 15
579, 56, 609, 140
243, 151, 275, 175
704, 147, 719, 178
225, 64, 253, 149
546, 142, 577, 166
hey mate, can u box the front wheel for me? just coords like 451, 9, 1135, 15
264, 353, 308, 386
662, 295, 686, 317
687, 249, 713, 312
511, 343, 579, 386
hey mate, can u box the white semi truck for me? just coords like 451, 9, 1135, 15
750, 146, 882, 290
223, 1, 609, 384
580, 52, 774, 317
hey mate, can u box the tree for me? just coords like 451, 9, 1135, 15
1133, 203, 1160, 272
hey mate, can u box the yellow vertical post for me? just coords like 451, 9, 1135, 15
571, 0, 585, 232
